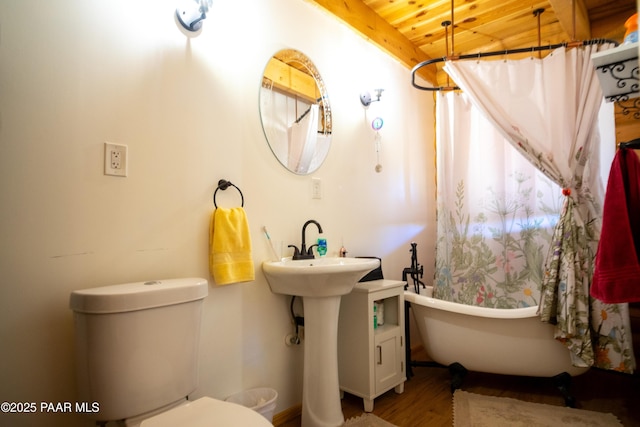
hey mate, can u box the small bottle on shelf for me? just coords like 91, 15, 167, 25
373, 303, 378, 329
376, 301, 384, 326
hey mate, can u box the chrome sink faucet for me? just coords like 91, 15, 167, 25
289, 220, 323, 260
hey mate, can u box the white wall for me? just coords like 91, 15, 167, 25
0, 0, 435, 425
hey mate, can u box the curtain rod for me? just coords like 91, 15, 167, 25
411, 38, 619, 91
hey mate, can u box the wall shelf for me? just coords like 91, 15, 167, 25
592, 42, 639, 106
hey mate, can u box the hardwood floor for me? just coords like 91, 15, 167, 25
276, 347, 640, 426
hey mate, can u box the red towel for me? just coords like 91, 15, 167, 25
591, 148, 640, 303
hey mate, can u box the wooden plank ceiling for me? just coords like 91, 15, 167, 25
307, 0, 638, 143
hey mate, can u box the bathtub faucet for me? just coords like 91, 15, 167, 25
403, 242, 425, 293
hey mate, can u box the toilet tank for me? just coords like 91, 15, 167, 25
69, 278, 208, 422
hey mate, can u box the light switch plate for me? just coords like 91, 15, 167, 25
311, 178, 322, 199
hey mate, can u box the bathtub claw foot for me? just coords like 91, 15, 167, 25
449, 362, 468, 393
553, 372, 576, 407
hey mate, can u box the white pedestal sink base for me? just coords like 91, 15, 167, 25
261, 257, 380, 427
301, 295, 344, 427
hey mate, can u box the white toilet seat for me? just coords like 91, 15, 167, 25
139, 397, 273, 427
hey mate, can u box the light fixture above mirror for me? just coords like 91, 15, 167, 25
175, 0, 213, 35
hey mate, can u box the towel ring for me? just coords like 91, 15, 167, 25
213, 179, 244, 208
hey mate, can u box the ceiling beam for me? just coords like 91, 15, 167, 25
547, 0, 591, 40
306, 0, 438, 86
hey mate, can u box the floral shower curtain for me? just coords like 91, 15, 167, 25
435, 92, 562, 308
442, 45, 635, 373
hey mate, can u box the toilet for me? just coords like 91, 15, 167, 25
69, 278, 272, 426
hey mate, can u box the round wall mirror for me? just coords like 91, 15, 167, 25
259, 49, 332, 175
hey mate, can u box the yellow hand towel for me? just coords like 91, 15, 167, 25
209, 207, 255, 285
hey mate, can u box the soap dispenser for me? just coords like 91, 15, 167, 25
317, 237, 327, 256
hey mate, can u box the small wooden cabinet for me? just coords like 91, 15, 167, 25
338, 279, 406, 412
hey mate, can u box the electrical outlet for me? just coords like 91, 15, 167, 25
311, 178, 322, 199
104, 142, 128, 177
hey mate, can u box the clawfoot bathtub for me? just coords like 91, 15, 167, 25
405, 287, 588, 404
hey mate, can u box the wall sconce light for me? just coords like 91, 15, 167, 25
176, 0, 213, 34
360, 88, 384, 107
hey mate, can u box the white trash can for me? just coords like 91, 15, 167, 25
225, 387, 278, 422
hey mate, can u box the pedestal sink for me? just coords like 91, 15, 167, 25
263, 257, 380, 427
